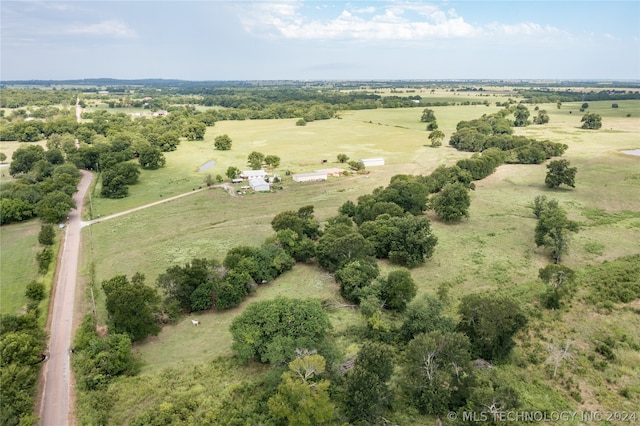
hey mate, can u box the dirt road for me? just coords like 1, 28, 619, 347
39, 170, 92, 426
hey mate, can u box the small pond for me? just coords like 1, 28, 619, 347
198, 160, 216, 171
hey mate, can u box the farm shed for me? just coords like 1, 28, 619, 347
359, 158, 385, 167
241, 170, 268, 180
292, 171, 328, 183
249, 178, 270, 192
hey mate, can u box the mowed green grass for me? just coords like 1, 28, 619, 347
84, 101, 640, 378
0, 220, 40, 314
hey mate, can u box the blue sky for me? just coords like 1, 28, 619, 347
1, 1, 639, 81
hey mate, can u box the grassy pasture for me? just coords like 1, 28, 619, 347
0, 220, 40, 314
89, 104, 494, 218
85, 100, 640, 360
76, 98, 640, 421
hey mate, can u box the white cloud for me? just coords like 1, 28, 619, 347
241, 1, 479, 40
66, 20, 137, 38
239, 1, 570, 42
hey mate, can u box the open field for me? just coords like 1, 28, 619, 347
3, 92, 638, 422
0, 220, 40, 314
84, 101, 640, 379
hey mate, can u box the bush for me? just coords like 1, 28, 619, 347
25, 281, 45, 301
36, 247, 53, 274
38, 224, 55, 245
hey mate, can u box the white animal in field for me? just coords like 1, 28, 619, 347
191, 319, 200, 326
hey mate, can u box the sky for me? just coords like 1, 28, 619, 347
1, 1, 639, 81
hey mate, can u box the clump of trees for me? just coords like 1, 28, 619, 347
229, 297, 332, 364
545, 159, 577, 189
533, 196, 579, 263
0, 313, 46, 426
214, 134, 232, 150
1, 144, 79, 224
581, 112, 602, 129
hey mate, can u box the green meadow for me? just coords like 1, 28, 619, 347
3, 93, 639, 421
85, 99, 639, 358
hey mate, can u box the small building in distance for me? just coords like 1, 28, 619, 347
359, 158, 385, 167
249, 177, 270, 192
292, 171, 328, 183
241, 170, 268, 180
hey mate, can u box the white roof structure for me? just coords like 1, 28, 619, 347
241, 170, 267, 179
359, 158, 385, 167
293, 171, 328, 182
249, 177, 270, 191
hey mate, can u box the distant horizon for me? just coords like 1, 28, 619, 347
3, 77, 640, 84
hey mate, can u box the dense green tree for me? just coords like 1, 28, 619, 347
460, 369, 521, 424
0, 198, 35, 224
264, 154, 280, 168
215, 270, 250, 310
377, 175, 430, 215
534, 201, 579, 263
337, 153, 349, 163
399, 294, 455, 342
360, 213, 438, 267
456, 294, 527, 361
513, 104, 530, 127
271, 207, 320, 239
428, 129, 445, 147
230, 297, 332, 364
420, 108, 436, 122
102, 273, 161, 342
72, 316, 136, 391
581, 112, 602, 129
343, 342, 394, 423
157, 258, 221, 311
9, 144, 45, 175
138, 145, 166, 169
35, 190, 75, 223
268, 354, 335, 425
545, 159, 577, 189
378, 268, 416, 312
183, 119, 206, 140
401, 331, 473, 415
247, 151, 265, 170
0, 152, 6, 163
533, 109, 550, 124
214, 134, 232, 150
334, 259, 380, 304
225, 166, 241, 180
275, 229, 316, 262
348, 160, 364, 172
315, 224, 374, 273
25, 281, 46, 302
431, 182, 471, 223
38, 223, 56, 245
36, 247, 53, 274
539, 264, 576, 309
354, 198, 404, 225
